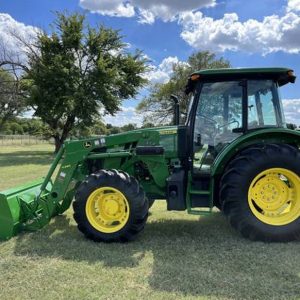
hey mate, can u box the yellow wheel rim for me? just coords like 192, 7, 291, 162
85, 187, 130, 233
248, 168, 300, 226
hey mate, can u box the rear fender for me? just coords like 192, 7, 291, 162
211, 128, 300, 177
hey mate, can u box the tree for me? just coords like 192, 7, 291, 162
0, 68, 26, 132
1, 117, 51, 136
91, 121, 108, 136
121, 123, 137, 132
71, 120, 108, 137
109, 127, 121, 134
1, 12, 147, 152
9, 122, 24, 135
137, 51, 230, 124
141, 122, 155, 128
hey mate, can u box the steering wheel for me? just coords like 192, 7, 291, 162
198, 114, 218, 126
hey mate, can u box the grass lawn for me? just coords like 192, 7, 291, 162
0, 144, 300, 300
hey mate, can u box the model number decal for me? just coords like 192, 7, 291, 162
159, 130, 177, 135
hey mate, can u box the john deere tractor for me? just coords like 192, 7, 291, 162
1, 67, 300, 243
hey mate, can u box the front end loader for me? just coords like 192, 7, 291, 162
1, 67, 300, 243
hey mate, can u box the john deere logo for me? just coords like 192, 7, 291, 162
83, 141, 92, 148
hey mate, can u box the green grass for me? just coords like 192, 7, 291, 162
0, 144, 54, 190
0, 145, 300, 300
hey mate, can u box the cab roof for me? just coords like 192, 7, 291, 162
192, 67, 293, 77
192, 67, 296, 85
185, 67, 296, 94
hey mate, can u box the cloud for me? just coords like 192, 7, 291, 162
0, 13, 39, 63
80, 0, 300, 54
103, 106, 143, 126
138, 9, 155, 24
287, 0, 300, 12
79, 0, 135, 18
146, 56, 188, 84
179, 4, 300, 54
79, 0, 216, 24
282, 99, 300, 125
147, 56, 179, 84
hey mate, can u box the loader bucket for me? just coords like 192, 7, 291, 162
0, 179, 52, 240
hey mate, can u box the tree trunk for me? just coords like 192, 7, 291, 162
54, 135, 63, 154
53, 115, 75, 154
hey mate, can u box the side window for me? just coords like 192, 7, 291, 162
248, 80, 278, 129
248, 95, 259, 126
261, 91, 277, 125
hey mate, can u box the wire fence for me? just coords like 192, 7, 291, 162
0, 135, 53, 146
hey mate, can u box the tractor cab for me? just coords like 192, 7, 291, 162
174, 68, 297, 214
185, 68, 296, 177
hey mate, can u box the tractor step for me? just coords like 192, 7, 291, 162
189, 192, 211, 208
189, 190, 210, 195
187, 207, 212, 215
186, 173, 214, 215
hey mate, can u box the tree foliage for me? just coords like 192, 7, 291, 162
1, 12, 147, 152
137, 51, 230, 124
0, 117, 150, 137
0, 117, 49, 136
0, 68, 27, 131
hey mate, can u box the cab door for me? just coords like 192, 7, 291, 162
192, 81, 243, 176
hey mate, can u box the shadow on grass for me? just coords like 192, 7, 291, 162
0, 151, 54, 167
12, 213, 300, 300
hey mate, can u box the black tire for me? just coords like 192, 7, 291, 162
220, 144, 300, 242
214, 198, 221, 210
148, 198, 155, 209
73, 169, 148, 243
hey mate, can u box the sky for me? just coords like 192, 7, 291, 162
0, 0, 300, 126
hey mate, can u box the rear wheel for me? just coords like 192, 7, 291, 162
73, 170, 148, 242
220, 144, 300, 242
148, 198, 155, 209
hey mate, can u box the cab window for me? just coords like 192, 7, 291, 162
247, 80, 283, 129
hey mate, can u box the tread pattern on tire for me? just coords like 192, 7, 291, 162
148, 198, 155, 209
219, 143, 300, 242
73, 169, 148, 243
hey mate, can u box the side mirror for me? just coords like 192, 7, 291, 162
171, 94, 180, 125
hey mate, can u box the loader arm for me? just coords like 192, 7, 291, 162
0, 137, 130, 239
0, 128, 171, 240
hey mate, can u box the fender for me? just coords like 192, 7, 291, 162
211, 128, 300, 177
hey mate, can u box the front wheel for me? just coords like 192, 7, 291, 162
73, 170, 148, 242
220, 144, 300, 242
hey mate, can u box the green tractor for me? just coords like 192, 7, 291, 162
1, 67, 300, 243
